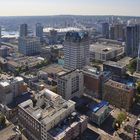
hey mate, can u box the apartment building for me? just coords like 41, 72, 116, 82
103, 79, 134, 111
18, 89, 87, 140
57, 70, 84, 100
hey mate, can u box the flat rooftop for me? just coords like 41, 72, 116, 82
41, 64, 64, 75
19, 89, 75, 125
48, 112, 86, 139
83, 66, 102, 76
105, 79, 133, 92
103, 61, 126, 68
90, 42, 123, 54
88, 100, 109, 116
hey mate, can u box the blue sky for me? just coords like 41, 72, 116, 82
0, 0, 139, 16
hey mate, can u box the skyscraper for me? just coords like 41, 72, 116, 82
36, 23, 43, 41
0, 26, 1, 47
125, 24, 140, 57
137, 45, 140, 72
20, 24, 28, 37
102, 22, 109, 39
110, 23, 125, 41
64, 31, 90, 70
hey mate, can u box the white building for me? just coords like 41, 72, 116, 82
64, 31, 90, 70
0, 76, 27, 105
57, 70, 84, 100
18, 89, 85, 140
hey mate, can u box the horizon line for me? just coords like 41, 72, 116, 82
0, 14, 139, 18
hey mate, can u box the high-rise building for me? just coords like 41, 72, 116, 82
125, 24, 140, 57
20, 24, 28, 37
49, 29, 58, 44
137, 46, 140, 72
57, 70, 84, 100
110, 24, 125, 41
102, 22, 109, 39
36, 23, 43, 42
18, 37, 40, 56
0, 26, 1, 46
64, 31, 89, 70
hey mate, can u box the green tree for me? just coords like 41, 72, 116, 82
0, 113, 6, 127
127, 59, 137, 74
113, 112, 127, 130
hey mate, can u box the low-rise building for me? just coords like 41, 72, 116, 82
48, 112, 87, 140
134, 116, 140, 140
90, 41, 124, 62
87, 100, 110, 126
0, 76, 27, 105
0, 46, 9, 58
18, 89, 87, 140
7, 56, 44, 72
57, 70, 84, 100
103, 61, 126, 78
103, 79, 134, 111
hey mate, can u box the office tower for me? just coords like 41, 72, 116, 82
110, 24, 125, 41
125, 24, 140, 57
36, 23, 43, 41
57, 70, 84, 100
137, 45, 140, 72
49, 29, 58, 44
0, 26, 1, 46
18, 89, 87, 140
102, 22, 109, 39
18, 37, 40, 56
20, 24, 28, 37
64, 31, 89, 70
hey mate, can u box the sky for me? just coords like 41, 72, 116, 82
0, 0, 139, 16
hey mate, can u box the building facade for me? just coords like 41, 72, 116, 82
82, 66, 103, 99
64, 31, 90, 70
18, 37, 40, 56
125, 24, 140, 57
102, 22, 109, 39
57, 70, 84, 100
36, 23, 43, 42
18, 89, 87, 140
103, 79, 134, 111
19, 24, 28, 37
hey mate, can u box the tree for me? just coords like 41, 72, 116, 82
0, 113, 6, 127
127, 59, 137, 74
113, 112, 127, 130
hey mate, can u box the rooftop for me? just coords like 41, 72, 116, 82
19, 89, 75, 125
88, 100, 109, 115
103, 61, 126, 68
48, 112, 85, 138
83, 66, 102, 77
65, 31, 89, 42
90, 42, 123, 54
105, 79, 133, 92
135, 117, 140, 129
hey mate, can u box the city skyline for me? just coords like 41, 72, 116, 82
0, 0, 140, 16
